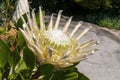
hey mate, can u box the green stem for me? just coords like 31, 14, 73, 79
49, 73, 54, 80
0, 69, 2, 80
19, 73, 25, 80
9, 68, 13, 76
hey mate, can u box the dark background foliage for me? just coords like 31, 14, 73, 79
29, 0, 120, 29
29, 0, 120, 13
0, 0, 120, 29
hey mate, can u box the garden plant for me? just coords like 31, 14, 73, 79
1, 0, 119, 79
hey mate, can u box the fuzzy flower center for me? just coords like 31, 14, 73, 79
43, 30, 71, 47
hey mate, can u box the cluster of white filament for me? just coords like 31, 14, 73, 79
19, 7, 98, 68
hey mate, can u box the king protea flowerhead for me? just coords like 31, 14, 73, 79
19, 7, 98, 68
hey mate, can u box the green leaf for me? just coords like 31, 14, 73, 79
15, 61, 27, 73
0, 27, 6, 34
17, 31, 26, 50
64, 72, 78, 80
40, 64, 55, 76
49, 66, 89, 80
0, 69, 2, 80
8, 49, 21, 68
62, 65, 78, 71
8, 72, 17, 80
50, 66, 78, 80
0, 39, 11, 68
16, 17, 23, 28
7, 35, 16, 47
78, 72, 89, 80
1, 64, 10, 78
18, 69, 31, 79
23, 47, 36, 70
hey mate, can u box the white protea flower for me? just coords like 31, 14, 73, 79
19, 7, 98, 68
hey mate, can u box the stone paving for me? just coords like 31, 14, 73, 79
75, 22, 120, 80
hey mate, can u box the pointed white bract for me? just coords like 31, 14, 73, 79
54, 10, 63, 29
69, 21, 82, 38
75, 27, 91, 42
48, 14, 53, 30
63, 16, 72, 33
39, 7, 45, 31
32, 9, 39, 32
19, 7, 98, 68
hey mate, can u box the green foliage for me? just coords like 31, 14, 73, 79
0, 27, 6, 34
17, 31, 26, 50
8, 49, 21, 68
47, 66, 89, 80
0, 39, 11, 68
71, 10, 120, 30
32, 0, 120, 13
72, 0, 112, 10
15, 61, 27, 74
23, 47, 36, 70
0, 0, 16, 26
98, 16, 120, 29
40, 64, 55, 76
80, 12, 120, 30
0, 70, 2, 80
0, 2, 6, 26
30, 0, 73, 13
72, 0, 120, 10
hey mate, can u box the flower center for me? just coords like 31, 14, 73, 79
43, 30, 71, 47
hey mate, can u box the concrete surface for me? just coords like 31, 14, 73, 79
74, 22, 120, 80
